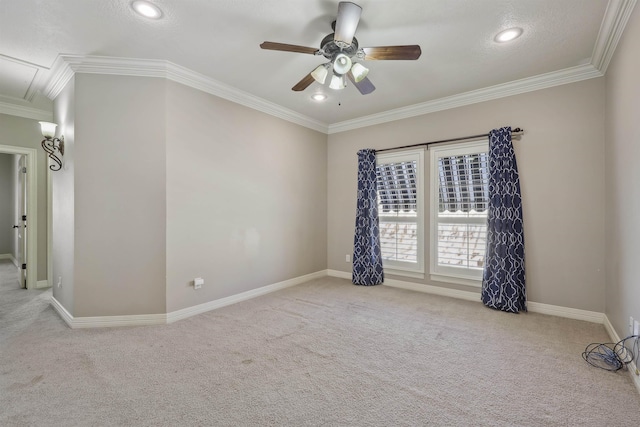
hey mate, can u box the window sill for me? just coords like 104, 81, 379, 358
385, 268, 425, 280
429, 274, 481, 288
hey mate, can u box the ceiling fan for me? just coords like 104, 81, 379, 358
260, 1, 421, 95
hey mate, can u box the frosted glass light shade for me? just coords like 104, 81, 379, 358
333, 54, 352, 75
329, 74, 346, 90
311, 64, 329, 84
351, 63, 369, 82
39, 122, 57, 138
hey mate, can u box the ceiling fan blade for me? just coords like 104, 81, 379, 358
347, 71, 375, 95
334, 2, 362, 46
361, 45, 422, 60
260, 41, 318, 55
292, 72, 316, 92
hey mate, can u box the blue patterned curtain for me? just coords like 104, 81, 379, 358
481, 127, 526, 313
353, 149, 384, 286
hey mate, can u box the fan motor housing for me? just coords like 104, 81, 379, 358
320, 33, 362, 60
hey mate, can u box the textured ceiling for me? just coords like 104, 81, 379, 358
0, 0, 628, 130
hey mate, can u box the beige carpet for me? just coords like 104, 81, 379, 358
1, 259, 639, 426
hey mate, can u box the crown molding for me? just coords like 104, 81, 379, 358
591, 0, 637, 73
43, 55, 82, 100
43, 55, 329, 134
163, 61, 328, 133
39, 0, 636, 136
0, 99, 52, 121
45, 55, 604, 136
25, 68, 49, 103
328, 64, 603, 134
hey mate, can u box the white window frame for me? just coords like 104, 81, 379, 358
376, 149, 425, 278
429, 140, 489, 286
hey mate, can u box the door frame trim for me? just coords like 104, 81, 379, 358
0, 145, 37, 290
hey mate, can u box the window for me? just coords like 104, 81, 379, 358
430, 141, 489, 284
376, 150, 424, 277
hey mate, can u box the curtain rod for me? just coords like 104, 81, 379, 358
374, 127, 524, 153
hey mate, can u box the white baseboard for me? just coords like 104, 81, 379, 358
71, 313, 167, 329
50, 270, 328, 328
603, 314, 640, 395
527, 301, 604, 323
36, 279, 50, 289
603, 314, 619, 342
327, 269, 350, 280
50, 296, 74, 328
328, 269, 606, 322
384, 277, 480, 302
51, 295, 165, 329
167, 270, 327, 323
328, 269, 479, 301
0, 253, 19, 268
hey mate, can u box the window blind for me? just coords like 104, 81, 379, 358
438, 153, 489, 214
377, 161, 417, 214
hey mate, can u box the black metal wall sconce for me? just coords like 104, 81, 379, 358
39, 121, 64, 171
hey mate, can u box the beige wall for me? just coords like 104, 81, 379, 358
71, 74, 167, 317
165, 81, 327, 312
52, 74, 167, 317
51, 74, 327, 317
46, 48, 627, 320
328, 78, 606, 312
52, 77, 75, 313
0, 113, 49, 281
605, 5, 640, 337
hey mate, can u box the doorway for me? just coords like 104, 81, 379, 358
0, 145, 37, 290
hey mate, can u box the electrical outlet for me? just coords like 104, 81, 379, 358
57, 276, 62, 288
194, 277, 204, 289
346, 254, 350, 262
634, 320, 639, 336
630, 316, 635, 335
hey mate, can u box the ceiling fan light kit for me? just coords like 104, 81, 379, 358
333, 54, 352, 75
260, 1, 421, 95
350, 62, 369, 82
311, 64, 330, 84
329, 74, 347, 90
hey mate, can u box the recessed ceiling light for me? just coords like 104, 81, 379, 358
311, 93, 327, 102
495, 27, 523, 43
131, 1, 163, 19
